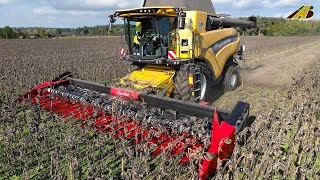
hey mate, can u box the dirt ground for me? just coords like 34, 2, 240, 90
241, 39, 320, 87
215, 42, 320, 180
215, 37, 320, 116
1, 36, 319, 179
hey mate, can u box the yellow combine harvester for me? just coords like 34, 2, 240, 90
110, 0, 256, 103
19, 0, 256, 179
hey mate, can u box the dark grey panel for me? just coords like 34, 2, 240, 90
211, 36, 238, 54
143, 0, 216, 13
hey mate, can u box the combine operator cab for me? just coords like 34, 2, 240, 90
111, 8, 197, 65
126, 16, 174, 61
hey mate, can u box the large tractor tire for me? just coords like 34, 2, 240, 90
223, 66, 240, 91
173, 65, 191, 101
197, 62, 215, 102
174, 62, 215, 103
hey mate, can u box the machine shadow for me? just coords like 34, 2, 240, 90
208, 84, 226, 103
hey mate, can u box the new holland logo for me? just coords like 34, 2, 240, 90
287, 6, 314, 19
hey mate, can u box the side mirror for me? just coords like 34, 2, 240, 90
109, 14, 117, 31
178, 12, 187, 29
109, 23, 113, 32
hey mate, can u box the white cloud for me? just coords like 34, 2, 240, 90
32, 0, 144, 18
274, 11, 291, 18
0, 0, 15, 4
3, 0, 318, 27
212, 0, 266, 9
212, 0, 314, 9
274, 0, 301, 7
33, 6, 105, 16
49, 0, 143, 11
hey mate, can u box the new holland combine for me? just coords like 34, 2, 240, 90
19, 0, 256, 179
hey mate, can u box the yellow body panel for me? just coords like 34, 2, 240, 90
176, 29, 194, 59
119, 65, 175, 96
185, 11, 207, 34
176, 11, 207, 59
196, 28, 239, 78
174, 11, 240, 78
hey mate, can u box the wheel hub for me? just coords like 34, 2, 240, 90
231, 74, 237, 87
200, 73, 207, 100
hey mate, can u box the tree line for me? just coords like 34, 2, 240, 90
237, 16, 320, 36
1, 17, 320, 39
55, 24, 123, 36
0, 24, 124, 39
0, 26, 55, 39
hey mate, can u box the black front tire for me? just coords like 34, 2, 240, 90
223, 66, 240, 91
173, 65, 191, 101
198, 62, 214, 102
173, 62, 215, 103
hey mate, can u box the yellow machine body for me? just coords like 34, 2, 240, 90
116, 7, 242, 95
119, 65, 175, 97
197, 28, 240, 78
176, 11, 240, 78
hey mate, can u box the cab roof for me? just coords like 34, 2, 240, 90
115, 7, 220, 18
116, 7, 178, 17
143, 0, 216, 14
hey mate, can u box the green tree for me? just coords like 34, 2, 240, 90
265, 20, 320, 36
237, 16, 287, 36
33, 28, 49, 38
16, 29, 28, 39
56, 28, 63, 35
83, 26, 89, 35
0, 28, 3, 38
1, 26, 16, 39
40, 28, 48, 37
75, 27, 82, 34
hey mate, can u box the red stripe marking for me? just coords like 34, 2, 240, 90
110, 88, 140, 100
168, 51, 176, 60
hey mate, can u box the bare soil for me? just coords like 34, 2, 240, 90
213, 36, 320, 179
0, 36, 319, 179
215, 52, 320, 180
215, 36, 320, 116
241, 39, 320, 87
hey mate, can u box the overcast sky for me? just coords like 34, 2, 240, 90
0, 0, 318, 28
